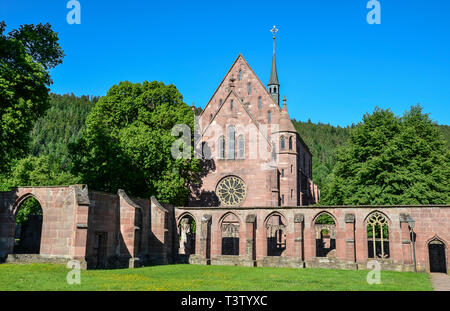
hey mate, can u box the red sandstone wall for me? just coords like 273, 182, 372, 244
175, 206, 450, 272
0, 186, 77, 259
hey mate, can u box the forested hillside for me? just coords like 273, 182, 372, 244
293, 118, 450, 195
440, 125, 450, 149
292, 119, 352, 190
27, 95, 450, 197
29, 93, 99, 170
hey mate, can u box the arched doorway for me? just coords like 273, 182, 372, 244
221, 213, 240, 256
266, 213, 286, 256
314, 212, 336, 258
14, 196, 43, 254
428, 239, 447, 273
178, 214, 196, 256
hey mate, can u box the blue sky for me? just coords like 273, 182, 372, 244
2, 0, 449, 126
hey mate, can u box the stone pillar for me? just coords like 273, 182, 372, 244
73, 207, 89, 269
256, 215, 266, 261
345, 213, 356, 263
294, 213, 304, 261
400, 214, 412, 265
303, 217, 315, 263
199, 214, 211, 263
245, 214, 256, 265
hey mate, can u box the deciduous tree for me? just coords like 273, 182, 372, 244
321, 105, 450, 205
69, 81, 200, 205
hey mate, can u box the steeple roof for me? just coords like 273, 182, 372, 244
268, 53, 279, 86
268, 25, 279, 86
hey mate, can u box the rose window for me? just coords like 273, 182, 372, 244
216, 176, 246, 206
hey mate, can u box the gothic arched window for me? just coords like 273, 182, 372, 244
230, 99, 234, 111
238, 135, 245, 159
248, 82, 252, 95
367, 212, 390, 259
289, 136, 293, 150
218, 136, 225, 159
280, 136, 285, 150
268, 111, 271, 123
238, 70, 243, 81
258, 97, 262, 109
221, 213, 240, 255
227, 126, 235, 159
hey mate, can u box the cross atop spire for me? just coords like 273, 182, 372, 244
271, 25, 278, 38
268, 26, 280, 105
270, 25, 278, 54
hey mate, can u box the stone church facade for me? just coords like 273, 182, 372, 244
190, 52, 319, 208
0, 40, 448, 274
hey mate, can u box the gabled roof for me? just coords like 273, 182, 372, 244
200, 54, 282, 117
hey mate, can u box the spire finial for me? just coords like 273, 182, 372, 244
270, 25, 278, 54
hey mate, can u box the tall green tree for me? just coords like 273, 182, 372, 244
321, 105, 450, 205
69, 81, 200, 205
0, 22, 64, 173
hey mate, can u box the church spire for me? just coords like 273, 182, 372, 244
268, 25, 280, 105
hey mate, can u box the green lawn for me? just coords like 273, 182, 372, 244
0, 263, 433, 291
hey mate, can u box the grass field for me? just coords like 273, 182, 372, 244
0, 263, 433, 291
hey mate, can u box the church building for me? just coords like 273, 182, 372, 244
1, 28, 448, 274
190, 27, 320, 207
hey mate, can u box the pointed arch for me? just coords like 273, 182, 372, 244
220, 212, 240, 255
364, 210, 391, 226
177, 212, 198, 227
264, 211, 287, 226
218, 211, 241, 225
311, 211, 337, 226
425, 235, 448, 249
426, 235, 448, 273
365, 211, 390, 260
264, 211, 287, 256
12, 193, 44, 217
312, 211, 337, 258
12, 193, 44, 255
